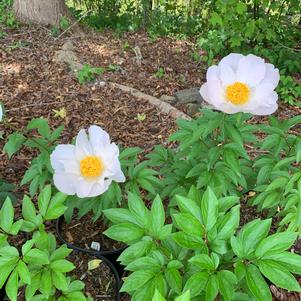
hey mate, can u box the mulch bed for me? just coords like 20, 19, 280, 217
61, 213, 125, 251
73, 29, 204, 97
0, 25, 176, 187
0, 24, 300, 301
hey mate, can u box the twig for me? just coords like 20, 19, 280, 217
5, 91, 92, 113
274, 39, 301, 52
54, 10, 92, 40
5, 100, 71, 112
245, 144, 270, 154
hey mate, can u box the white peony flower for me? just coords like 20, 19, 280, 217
50, 125, 125, 198
200, 53, 280, 115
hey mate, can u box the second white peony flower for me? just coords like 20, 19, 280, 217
200, 53, 280, 115
50, 125, 125, 198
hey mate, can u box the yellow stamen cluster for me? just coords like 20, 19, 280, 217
80, 156, 104, 178
226, 82, 250, 105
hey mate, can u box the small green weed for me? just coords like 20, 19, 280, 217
51, 16, 71, 37
155, 67, 165, 79
190, 50, 201, 62
76, 64, 106, 84
122, 41, 131, 51
135, 113, 146, 122
107, 64, 120, 72
178, 74, 186, 84
60, 16, 70, 30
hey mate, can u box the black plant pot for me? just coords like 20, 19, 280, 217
102, 247, 127, 280
56, 216, 127, 279
0, 287, 5, 301
94, 253, 123, 301
66, 249, 122, 301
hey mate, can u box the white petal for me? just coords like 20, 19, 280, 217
266, 91, 278, 105
88, 125, 111, 154
96, 143, 119, 167
76, 179, 95, 198
261, 63, 280, 88
89, 179, 112, 197
100, 143, 125, 183
207, 79, 225, 108
219, 63, 236, 86
53, 173, 79, 195
76, 177, 113, 198
112, 170, 126, 183
250, 103, 278, 116
200, 83, 210, 102
61, 161, 80, 174
254, 83, 275, 101
0, 106, 3, 121
75, 129, 93, 160
248, 92, 278, 115
108, 160, 126, 183
236, 54, 266, 86
50, 145, 76, 172
219, 53, 244, 71
206, 65, 219, 81
219, 103, 241, 114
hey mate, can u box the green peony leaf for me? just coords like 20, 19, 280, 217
245, 264, 272, 301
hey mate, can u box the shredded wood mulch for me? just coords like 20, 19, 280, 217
73, 29, 204, 97
0, 25, 301, 301
0, 25, 176, 187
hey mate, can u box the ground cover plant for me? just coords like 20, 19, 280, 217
0, 1, 301, 300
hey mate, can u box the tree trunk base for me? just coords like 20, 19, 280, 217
13, 0, 72, 27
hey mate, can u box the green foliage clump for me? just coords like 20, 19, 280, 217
101, 109, 301, 301
198, 0, 300, 75
0, 187, 91, 301
277, 75, 301, 107
0, 0, 18, 34
104, 187, 301, 301
4, 118, 64, 197
76, 64, 106, 84
3, 115, 162, 222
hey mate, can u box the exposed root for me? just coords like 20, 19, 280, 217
109, 82, 191, 120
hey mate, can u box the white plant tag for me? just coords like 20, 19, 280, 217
91, 241, 100, 251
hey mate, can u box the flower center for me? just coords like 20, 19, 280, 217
80, 156, 104, 178
226, 82, 250, 105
